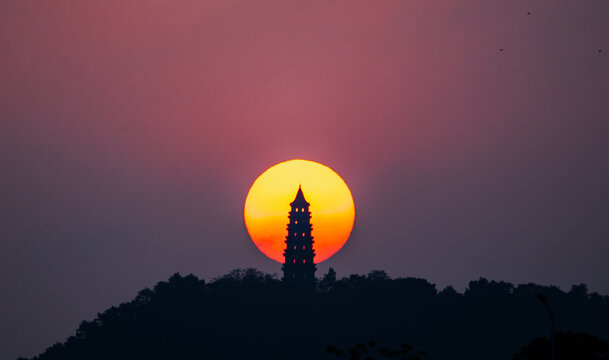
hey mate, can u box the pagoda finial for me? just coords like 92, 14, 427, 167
291, 185, 309, 206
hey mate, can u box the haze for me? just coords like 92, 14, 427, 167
1, 1, 608, 359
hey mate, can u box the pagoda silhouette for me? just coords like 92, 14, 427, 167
282, 185, 316, 282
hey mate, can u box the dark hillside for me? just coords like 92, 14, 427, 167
20, 269, 609, 360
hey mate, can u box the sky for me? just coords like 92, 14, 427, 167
1, 1, 608, 359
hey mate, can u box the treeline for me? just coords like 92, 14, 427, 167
20, 269, 609, 360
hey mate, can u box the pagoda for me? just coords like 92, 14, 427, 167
282, 185, 316, 282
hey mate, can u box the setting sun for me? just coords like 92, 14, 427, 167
244, 159, 355, 263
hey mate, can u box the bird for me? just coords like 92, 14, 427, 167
527, 12, 531, 15
499, 48, 504, 52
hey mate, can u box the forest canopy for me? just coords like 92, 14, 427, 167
20, 269, 609, 360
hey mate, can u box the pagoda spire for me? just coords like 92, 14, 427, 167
292, 184, 307, 205
282, 186, 316, 283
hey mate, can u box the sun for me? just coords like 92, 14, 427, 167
244, 159, 355, 263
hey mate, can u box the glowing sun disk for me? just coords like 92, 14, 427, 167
244, 159, 355, 263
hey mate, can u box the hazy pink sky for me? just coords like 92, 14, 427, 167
1, 1, 608, 359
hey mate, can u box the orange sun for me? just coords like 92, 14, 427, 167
244, 159, 355, 263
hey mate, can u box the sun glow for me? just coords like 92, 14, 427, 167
244, 159, 355, 263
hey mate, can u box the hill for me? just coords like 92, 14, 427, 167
20, 269, 609, 360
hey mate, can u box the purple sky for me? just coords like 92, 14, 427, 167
1, 1, 608, 359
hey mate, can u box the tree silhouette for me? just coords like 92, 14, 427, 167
326, 341, 426, 360
18, 270, 609, 360
319, 267, 338, 292
512, 331, 609, 360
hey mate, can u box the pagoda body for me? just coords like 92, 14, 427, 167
282, 186, 316, 282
